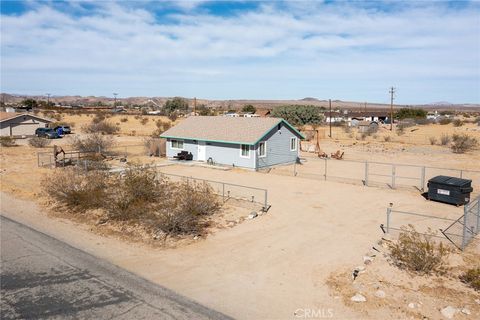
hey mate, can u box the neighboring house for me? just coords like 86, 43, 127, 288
224, 112, 240, 117
426, 111, 438, 120
160, 116, 305, 170
357, 121, 379, 133
5, 107, 16, 113
242, 113, 260, 118
0, 113, 53, 137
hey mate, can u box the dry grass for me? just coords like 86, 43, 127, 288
460, 267, 480, 291
451, 134, 478, 153
28, 137, 52, 148
0, 136, 16, 147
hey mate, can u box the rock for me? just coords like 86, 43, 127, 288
475, 299, 480, 305
120, 157, 127, 162
461, 308, 471, 315
193, 235, 199, 240
96, 218, 108, 225
374, 290, 386, 299
363, 256, 374, 265
153, 230, 166, 240
408, 302, 417, 309
248, 212, 258, 219
350, 293, 366, 303
440, 306, 457, 319
355, 266, 366, 273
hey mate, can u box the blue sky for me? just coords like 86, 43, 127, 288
1, 0, 479, 104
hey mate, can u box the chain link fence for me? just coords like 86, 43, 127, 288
272, 157, 480, 196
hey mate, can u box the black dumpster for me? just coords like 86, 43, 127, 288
427, 175, 473, 206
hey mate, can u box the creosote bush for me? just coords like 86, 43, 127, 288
440, 134, 451, 145
43, 165, 221, 237
28, 137, 52, 148
0, 136, 16, 147
453, 119, 464, 127
388, 225, 450, 275
451, 134, 478, 153
83, 120, 119, 134
460, 268, 480, 291
439, 118, 452, 125
70, 133, 114, 153
42, 168, 109, 210
429, 136, 437, 145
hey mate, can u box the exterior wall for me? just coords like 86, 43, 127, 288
165, 122, 302, 169
255, 122, 299, 169
0, 116, 50, 137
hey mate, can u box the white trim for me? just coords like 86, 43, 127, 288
290, 137, 297, 151
171, 139, 184, 150
258, 141, 267, 158
239, 144, 251, 158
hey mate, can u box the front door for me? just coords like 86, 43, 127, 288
197, 141, 206, 161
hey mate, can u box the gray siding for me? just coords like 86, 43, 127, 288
205, 142, 255, 168
166, 139, 198, 159
255, 122, 299, 169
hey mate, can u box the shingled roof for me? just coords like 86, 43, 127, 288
160, 116, 304, 145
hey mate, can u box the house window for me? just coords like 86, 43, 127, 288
171, 139, 184, 149
240, 144, 250, 158
259, 141, 266, 157
290, 137, 297, 151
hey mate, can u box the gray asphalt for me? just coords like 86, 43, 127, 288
0, 216, 232, 320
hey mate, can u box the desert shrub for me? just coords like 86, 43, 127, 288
144, 137, 164, 156
384, 136, 392, 142
451, 134, 478, 153
460, 268, 480, 291
415, 118, 433, 125
120, 117, 128, 122
52, 113, 63, 121
155, 181, 221, 235
396, 125, 405, 136
92, 113, 106, 123
107, 167, 167, 220
83, 120, 119, 134
440, 134, 451, 145
168, 113, 178, 122
429, 137, 437, 145
439, 118, 452, 125
71, 133, 114, 153
140, 117, 149, 125
360, 133, 367, 140
270, 105, 323, 126
453, 119, 464, 127
388, 225, 450, 275
0, 136, 16, 147
42, 168, 109, 210
395, 108, 427, 120
28, 137, 51, 148
343, 126, 352, 134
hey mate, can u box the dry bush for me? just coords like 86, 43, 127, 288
42, 168, 109, 210
52, 113, 63, 121
140, 117, 149, 125
92, 113, 106, 123
388, 225, 450, 275
0, 136, 16, 147
168, 113, 178, 122
83, 120, 119, 134
453, 119, 464, 127
451, 134, 478, 153
460, 268, 480, 291
440, 134, 451, 145
120, 117, 128, 122
155, 181, 221, 236
343, 126, 352, 134
439, 118, 452, 125
144, 137, 164, 156
429, 136, 437, 145
28, 137, 51, 148
396, 125, 405, 136
384, 136, 392, 142
71, 133, 114, 153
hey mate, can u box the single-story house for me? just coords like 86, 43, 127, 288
0, 112, 53, 137
160, 116, 305, 170
357, 121, 379, 133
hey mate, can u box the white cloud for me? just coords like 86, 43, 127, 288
1, 1, 479, 103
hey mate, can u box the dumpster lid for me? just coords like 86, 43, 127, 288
428, 175, 472, 187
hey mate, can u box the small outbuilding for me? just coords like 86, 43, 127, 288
0, 113, 53, 137
161, 116, 304, 170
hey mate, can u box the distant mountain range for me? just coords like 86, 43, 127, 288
1, 93, 479, 111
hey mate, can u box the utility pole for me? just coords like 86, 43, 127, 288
194, 97, 197, 115
389, 87, 395, 131
113, 93, 118, 111
46, 93, 51, 107
329, 99, 332, 138
364, 101, 366, 113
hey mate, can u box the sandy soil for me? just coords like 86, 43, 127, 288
1, 120, 480, 319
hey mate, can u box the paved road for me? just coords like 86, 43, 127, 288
0, 216, 231, 320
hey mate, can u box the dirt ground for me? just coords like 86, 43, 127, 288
1, 119, 480, 319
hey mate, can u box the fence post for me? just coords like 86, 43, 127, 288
386, 207, 391, 233
476, 198, 480, 235
324, 158, 327, 181
222, 183, 225, 203
294, 161, 297, 176
460, 170, 463, 179
462, 204, 468, 250
364, 161, 369, 186
264, 189, 268, 211
421, 166, 426, 192
391, 165, 396, 189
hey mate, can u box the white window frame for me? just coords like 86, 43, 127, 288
258, 141, 267, 158
171, 139, 184, 150
290, 137, 297, 151
240, 144, 251, 158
